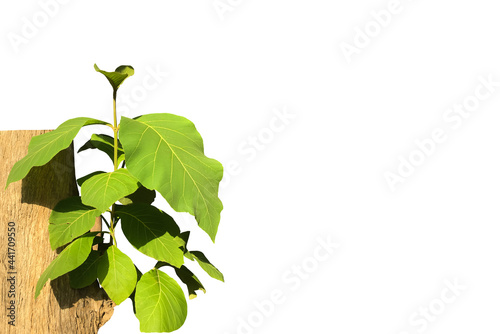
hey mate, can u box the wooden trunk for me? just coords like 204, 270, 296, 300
0, 130, 114, 333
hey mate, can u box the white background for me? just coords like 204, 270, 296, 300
2, 0, 500, 333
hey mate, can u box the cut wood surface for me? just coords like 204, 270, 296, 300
0, 130, 114, 333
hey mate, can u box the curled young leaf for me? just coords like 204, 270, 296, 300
94, 64, 134, 93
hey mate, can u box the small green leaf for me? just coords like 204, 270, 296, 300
116, 204, 184, 268
35, 232, 98, 298
95, 64, 134, 92
119, 185, 156, 205
179, 231, 190, 248
48, 196, 102, 249
190, 251, 224, 282
157, 262, 205, 299
97, 245, 137, 305
69, 250, 101, 289
6, 117, 108, 188
78, 134, 125, 165
178, 231, 194, 260
81, 169, 139, 212
184, 251, 194, 261
175, 266, 205, 299
76, 171, 106, 187
135, 269, 187, 333
119, 114, 224, 241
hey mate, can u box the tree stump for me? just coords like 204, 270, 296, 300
0, 130, 114, 333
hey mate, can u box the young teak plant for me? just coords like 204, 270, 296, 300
5, 64, 225, 333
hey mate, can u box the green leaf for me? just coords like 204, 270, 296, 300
78, 134, 125, 165
97, 245, 137, 305
119, 185, 156, 205
116, 204, 185, 268
35, 232, 98, 298
178, 231, 194, 260
69, 250, 101, 289
95, 64, 134, 92
6, 117, 108, 188
48, 196, 102, 250
119, 113, 224, 241
76, 171, 106, 187
175, 265, 205, 299
156, 262, 205, 299
184, 251, 194, 261
179, 231, 190, 248
135, 269, 187, 333
190, 251, 224, 282
81, 169, 139, 212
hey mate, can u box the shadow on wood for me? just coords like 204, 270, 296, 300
21, 148, 78, 209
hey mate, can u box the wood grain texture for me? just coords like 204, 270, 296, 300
0, 130, 114, 334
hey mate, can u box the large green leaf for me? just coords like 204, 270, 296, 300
81, 169, 139, 212
35, 233, 98, 298
78, 134, 125, 165
95, 64, 134, 92
48, 196, 102, 250
97, 245, 137, 305
190, 251, 224, 282
116, 204, 184, 268
6, 117, 108, 188
69, 250, 101, 289
135, 269, 187, 333
119, 113, 224, 241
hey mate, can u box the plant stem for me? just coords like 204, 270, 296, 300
113, 90, 119, 171
109, 89, 119, 246
101, 215, 111, 230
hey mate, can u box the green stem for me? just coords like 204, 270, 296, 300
113, 90, 118, 171
109, 89, 119, 246
101, 215, 111, 230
